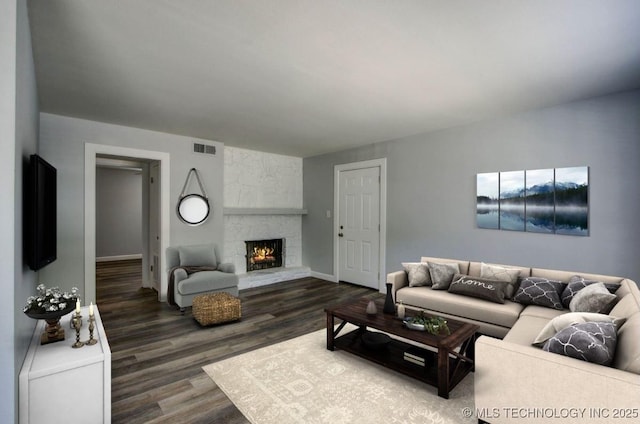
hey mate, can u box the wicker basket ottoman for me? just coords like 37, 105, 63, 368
192, 292, 241, 326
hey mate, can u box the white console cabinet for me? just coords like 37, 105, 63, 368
19, 306, 111, 424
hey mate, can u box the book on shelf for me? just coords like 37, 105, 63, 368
403, 346, 429, 366
404, 355, 425, 367
404, 352, 425, 362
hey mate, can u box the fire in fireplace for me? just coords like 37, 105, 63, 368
245, 238, 284, 272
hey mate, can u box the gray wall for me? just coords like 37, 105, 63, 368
14, 0, 40, 419
3, 1, 40, 423
38, 113, 225, 295
303, 90, 640, 284
96, 167, 143, 258
1, 2, 18, 422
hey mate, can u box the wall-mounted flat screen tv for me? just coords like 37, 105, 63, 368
27, 154, 57, 271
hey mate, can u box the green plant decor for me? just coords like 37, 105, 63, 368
408, 312, 450, 335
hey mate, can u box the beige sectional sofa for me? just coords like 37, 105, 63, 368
387, 257, 640, 424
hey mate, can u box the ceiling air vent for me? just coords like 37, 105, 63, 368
193, 143, 216, 156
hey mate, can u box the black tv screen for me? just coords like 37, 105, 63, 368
27, 154, 57, 271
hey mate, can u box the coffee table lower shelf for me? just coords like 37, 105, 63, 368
333, 328, 472, 398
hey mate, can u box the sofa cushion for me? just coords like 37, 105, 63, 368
569, 282, 618, 313
402, 262, 431, 287
519, 305, 567, 320
613, 313, 640, 374
531, 268, 624, 285
166, 246, 180, 269
503, 306, 567, 345
503, 314, 552, 346
429, 262, 460, 290
610, 288, 640, 375
532, 312, 626, 347
610, 292, 640, 320
176, 271, 237, 295
448, 274, 508, 304
216, 262, 236, 273
396, 287, 524, 328
178, 244, 218, 268
512, 277, 566, 310
614, 279, 635, 299
543, 321, 617, 366
469, 261, 530, 277
561, 275, 620, 308
421, 257, 470, 275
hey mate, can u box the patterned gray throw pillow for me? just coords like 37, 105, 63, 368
512, 277, 566, 310
561, 275, 620, 309
543, 321, 617, 366
428, 262, 460, 290
532, 312, 625, 347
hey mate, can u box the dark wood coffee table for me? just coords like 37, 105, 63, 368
325, 297, 478, 398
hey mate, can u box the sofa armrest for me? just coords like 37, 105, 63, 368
217, 262, 236, 274
173, 268, 188, 284
386, 270, 408, 300
475, 336, 640, 423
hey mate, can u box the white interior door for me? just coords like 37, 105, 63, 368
338, 166, 380, 289
149, 162, 160, 294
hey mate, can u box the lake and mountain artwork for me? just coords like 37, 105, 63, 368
476, 166, 589, 236
554, 166, 589, 236
499, 170, 526, 231
476, 172, 499, 229
525, 168, 555, 233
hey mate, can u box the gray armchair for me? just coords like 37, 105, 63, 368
166, 243, 239, 312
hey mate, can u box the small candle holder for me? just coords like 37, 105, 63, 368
72, 313, 84, 349
85, 314, 97, 346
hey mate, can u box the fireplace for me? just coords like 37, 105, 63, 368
245, 238, 284, 272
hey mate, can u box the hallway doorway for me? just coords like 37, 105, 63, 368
84, 144, 171, 305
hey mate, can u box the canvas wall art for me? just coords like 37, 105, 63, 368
476, 172, 499, 229
476, 166, 589, 236
525, 168, 555, 234
499, 170, 525, 231
554, 166, 589, 236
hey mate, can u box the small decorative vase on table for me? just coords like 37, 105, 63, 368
383, 282, 395, 314
23, 284, 79, 345
397, 301, 406, 319
365, 299, 378, 315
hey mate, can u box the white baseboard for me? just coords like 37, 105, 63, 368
310, 271, 337, 283
96, 254, 143, 262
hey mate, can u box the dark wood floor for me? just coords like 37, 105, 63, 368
97, 259, 383, 424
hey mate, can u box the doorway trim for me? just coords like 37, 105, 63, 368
333, 158, 387, 292
85, 144, 171, 303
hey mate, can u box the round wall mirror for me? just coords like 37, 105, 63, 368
177, 194, 210, 225
177, 168, 211, 226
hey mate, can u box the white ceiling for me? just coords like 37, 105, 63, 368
27, 0, 640, 158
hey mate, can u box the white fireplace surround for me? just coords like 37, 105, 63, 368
223, 147, 309, 288
225, 215, 301, 273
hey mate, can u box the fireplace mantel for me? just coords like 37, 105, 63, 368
224, 208, 307, 216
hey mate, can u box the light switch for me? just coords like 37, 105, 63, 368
326, 210, 331, 219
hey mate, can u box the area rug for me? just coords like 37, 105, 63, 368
203, 326, 475, 424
